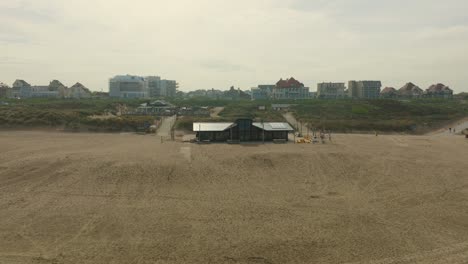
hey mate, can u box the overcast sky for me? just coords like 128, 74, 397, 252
1, 0, 468, 92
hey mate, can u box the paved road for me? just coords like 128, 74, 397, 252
430, 118, 468, 136
156, 115, 177, 138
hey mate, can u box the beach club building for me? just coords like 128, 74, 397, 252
193, 119, 294, 142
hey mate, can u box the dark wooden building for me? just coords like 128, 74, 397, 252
193, 119, 294, 142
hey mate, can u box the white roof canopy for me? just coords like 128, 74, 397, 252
193, 122, 294, 132
193, 123, 237, 132
252, 122, 294, 132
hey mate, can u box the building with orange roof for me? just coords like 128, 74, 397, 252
272, 77, 310, 99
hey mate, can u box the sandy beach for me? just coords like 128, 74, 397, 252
1, 131, 468, 263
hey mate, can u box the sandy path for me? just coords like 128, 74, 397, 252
1, 131, 468, 263
156, 115, 176, 138
429, 117, 468, 136
210, 107, 224, 118
283, 112, 299, 129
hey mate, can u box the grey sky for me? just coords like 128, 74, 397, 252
1, 0, 467, 92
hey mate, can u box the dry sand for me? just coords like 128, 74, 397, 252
1, 131, 468, 264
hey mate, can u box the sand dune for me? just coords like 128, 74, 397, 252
0, 131, 467, 263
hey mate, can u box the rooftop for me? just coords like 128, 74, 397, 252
399, 82, 423, 93
427, 83, 452, 93
276, 77, 304, 88
381, 87, 397, 94
193, 123, 237, 132
193, 121, 294, 132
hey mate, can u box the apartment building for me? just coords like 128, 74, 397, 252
159, 79, 178, 97
109, 75, 149, 98
272, 77, 310, 100
109, 75, 178, 98
146, 76, 162, 98
317, 82, 346, 99
348, 81, 382, 99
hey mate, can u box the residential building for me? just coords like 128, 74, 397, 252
146, 76, 162, 97
26, 80, 69, 98
30, 86, 59, 98
224, 86, 250, 100
317, 82, 346, 99
69, 83, 91, 99
115, 75, 179, 98
193, 118, 294, 142
425, 83, 453, 98
48, 80, 69, 98
380, 87, 398, 98
272, 77, 310, 100
398, 82, 423, 98
348, 81, 382, 99
11, 79, 32, 98
159, 79, 178, 97
136, 100, 177, 115
0, 82, 11, 98
10, 79, 72, 98
251, 85, 275, 100
109, 75, 149, 98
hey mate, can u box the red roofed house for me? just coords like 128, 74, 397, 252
272, 77, 310, 99
425, 83, 453, 98
380, 87, 398, 98
398, 82, 423, 98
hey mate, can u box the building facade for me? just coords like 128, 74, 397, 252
398, 82, 423, 98
251, 85, 275, 100
159, 79, 178, 97
47, 80, 69, 98
109, 75, 149, 98
317, 82, 346, 99
31, 86, 59, 98
110, 75, 178, 98
146, 76, 162, 98
11, 80, 32, 98
69, 82, 92, 99
425, 83, 453, 98
348, 81, 382, 99
272, 78, 310, 100
380, 87, 398, 98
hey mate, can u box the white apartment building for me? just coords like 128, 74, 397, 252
109, 75, 178, 98
317, 82, 346, 99
159, 79, 178, 97
109, 75, 149, 98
